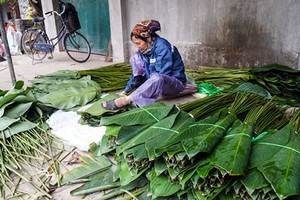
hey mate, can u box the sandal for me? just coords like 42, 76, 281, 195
101, 99, 129, 110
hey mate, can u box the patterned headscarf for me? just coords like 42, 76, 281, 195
131, 20, 161, 38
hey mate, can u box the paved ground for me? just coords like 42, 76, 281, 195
0, 51, 112, 90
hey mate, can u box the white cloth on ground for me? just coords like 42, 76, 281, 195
47, 109, 106, 151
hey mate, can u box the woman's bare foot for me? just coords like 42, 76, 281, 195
114, 96, 131, 107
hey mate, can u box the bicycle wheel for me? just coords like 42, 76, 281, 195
64, 31, 91, 63
21, 30, 47, 61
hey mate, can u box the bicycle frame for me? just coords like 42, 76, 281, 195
21, 1, 91, 63
48, 23, 68, 47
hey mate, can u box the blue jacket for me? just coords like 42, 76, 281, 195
124, 36, 186, 92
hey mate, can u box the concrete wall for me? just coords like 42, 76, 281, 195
110, 0, 300, 69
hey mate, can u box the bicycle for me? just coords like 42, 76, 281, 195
21, 1, 91, 63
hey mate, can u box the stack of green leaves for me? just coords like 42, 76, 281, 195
186, 66, 251, 88
178, 93, 236, 121
216, 109, 298, 199
61, 144, 147, 199
249, 63, 300, 106
180, 98, 290, 199
99, 102, 178, 185
151, 93, 266, 192
30, 62, 132, 111
0, 81, 61, 199
223, 119, 300, 199
116, 111, 195, 186
181, 119, 253, 199
154, 109, 237, 178
78, 62, 132, 92
186, 63, 300, 107
31, 73, 102, 110
60, 92, 294, 199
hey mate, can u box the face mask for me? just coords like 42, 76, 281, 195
141, 37, 155, 54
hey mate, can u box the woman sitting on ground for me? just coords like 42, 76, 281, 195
102, 19, 189, 110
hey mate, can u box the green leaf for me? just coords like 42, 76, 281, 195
232, 82, 272, 99
4, 102, 33, 118
240, 168, 270, 196
0, 116, 20, 131
38, 85, 100, 110
100, 102, 173, 126
209, 120, 253, 175
118, 156, 148, 186
154, 158, 168, 176
0, 92, 22, 108
3, 121, 37, 138
78, 93, 120, 116
61, 155, 112, 185
147, 168, 181, 199
257, 125, 300, 198
116, 124, 152, 145
99, 134, 116, 155
116, 112, 179, 155
145, 111, 195, 160
0, 102, 14, 118
14, 80, 24, 89
182, 110, 237, 158
249, 128, 290, 168
70, 166, 120, 196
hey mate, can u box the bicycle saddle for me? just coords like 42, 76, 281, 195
33, 17, 45, 23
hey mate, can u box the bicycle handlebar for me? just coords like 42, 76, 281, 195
44, 4, 66, 17
45, 11, 52, 16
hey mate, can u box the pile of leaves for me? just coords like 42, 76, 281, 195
61, 92, 299, 199
30, 70, 102, 110
29, 62, 131, 111
0, 81, 64, 199
29, 62, 300, 110
186, 63, 300, 106
1, 62, 299, 199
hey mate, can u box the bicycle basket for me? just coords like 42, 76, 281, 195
62, 3, 81, 32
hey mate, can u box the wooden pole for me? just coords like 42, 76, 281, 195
0, 4, 17, 86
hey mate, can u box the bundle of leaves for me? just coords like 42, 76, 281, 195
60, 143, 148, 199
249, 64, 300, 106
60, 92, 293, 199
0, 81, 62, 199
186, 66, 250, 89
115, 110, 195, 186
154, 108, 237, 178
177, 93, 236, 120
30, 72, 102, 110
177, 99, 289, 199
30, 62, 132, 111
77, 62, 132, 92
186, 63, 300, 107
222, 110, 300, 199
99, 102, 176, 155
